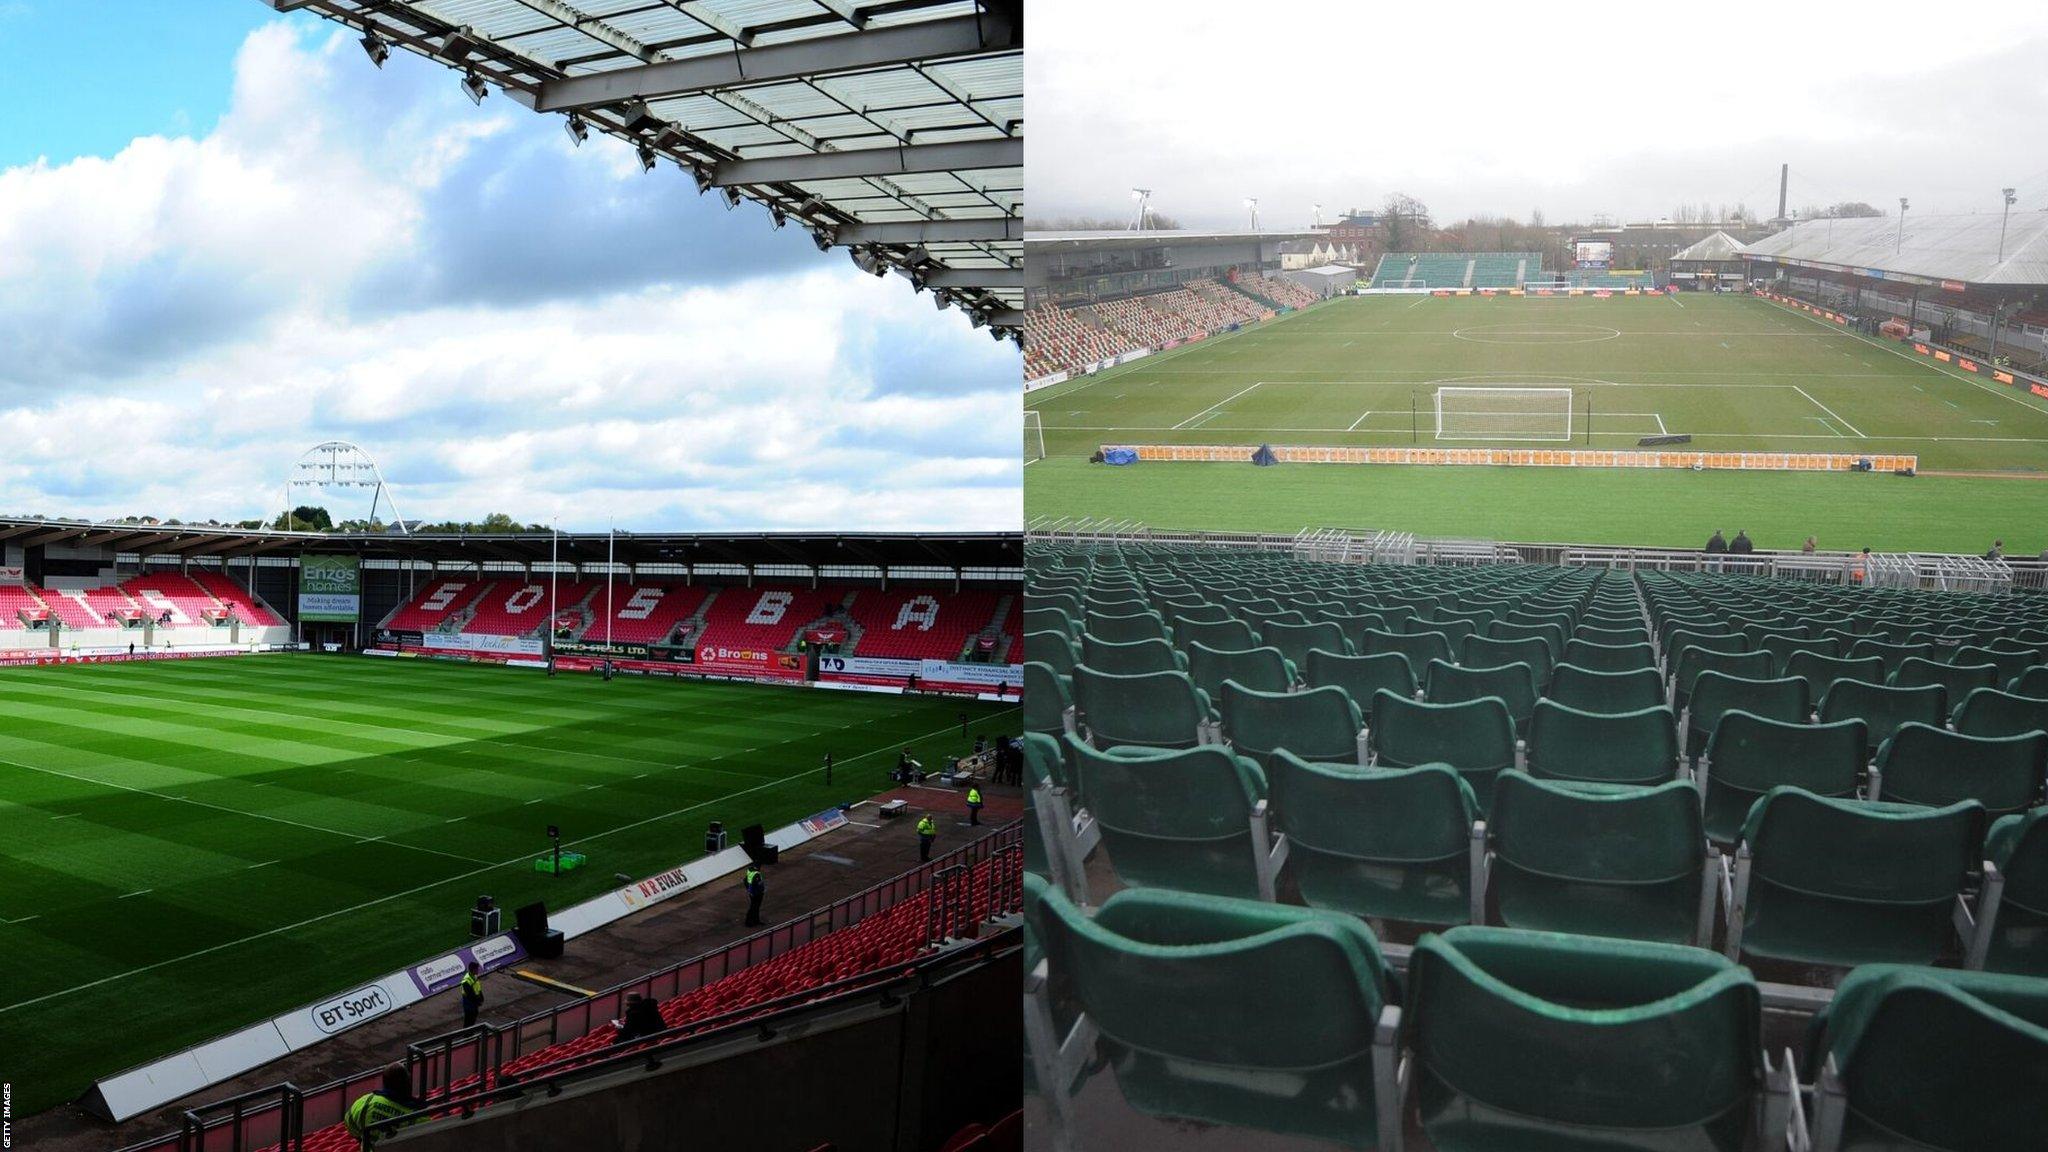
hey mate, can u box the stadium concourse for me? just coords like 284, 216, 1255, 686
1021, 536, 2048, 1149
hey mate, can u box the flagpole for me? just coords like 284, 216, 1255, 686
549, 521, 558, 661
606, 523, 615, 652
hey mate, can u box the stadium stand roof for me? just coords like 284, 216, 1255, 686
1670, 230, 1745, 262
0, 516, 1019, 569
1025, 228, 1323, 251
1741, 211, 2048, 287
262, 0, 1023, 332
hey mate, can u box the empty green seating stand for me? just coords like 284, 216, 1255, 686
1267, 752, 1480, 926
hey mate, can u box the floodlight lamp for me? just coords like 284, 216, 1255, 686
462, 72, 489, 105
968, 308, 989, 329
360, 30, 392, 68
636, 143, 659, 172
798, 195, 825, 217
934, 291, 953, 312
564, 115, 589, 146
722, 186, 742, 209
811, 225, 837, 252
692, 165, 714, 194
2004, 188, 2018, 205
769, 203, 787, 228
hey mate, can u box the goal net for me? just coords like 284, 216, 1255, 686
1521, 280, 1572, 292
1383, 279, 1429, 290
1435, 387, 1574, 442
1023, 409, 1046, 462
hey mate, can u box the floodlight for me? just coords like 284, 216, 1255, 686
797, 195, 825, 217
811, 225, 838, 252
618, 100, 664, 135
462, 72, 489, 105
564, 115, 589, 146
722, 186, 743, 209
935, 291, 953, 312
968, 308, 989, 329
692, 166, 714, 194
360, 29, 392, 68
769, 203, 787, 228
637, 143, 659, 173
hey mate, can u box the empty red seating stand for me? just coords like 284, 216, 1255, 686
693, 585, 827, 653
588, 582, 708, 645
190, 571, 283, 626
0, 584, 52, 631
384, 579, 481, 632
461, 580, 563, 637
121, 573, 222, 627
847, 588, 999, 661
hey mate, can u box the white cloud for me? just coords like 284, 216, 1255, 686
0, 22, 1018, 531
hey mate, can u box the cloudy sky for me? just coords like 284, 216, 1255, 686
1030, 0, 2048, 230
0, 1, 1019, 531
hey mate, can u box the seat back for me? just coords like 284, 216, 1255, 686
1847, 640, 1936, 680
1547, 663, 1665, 715
1032, 885, 1389, 1146
1685, 672, 1810, 757
1023, 662, 1071, 737
1260, 620, 1349, 672
1560, 638, 1655, 673
1738, 788, 1984, 967
1488, 772, 1707, 944
1071, 665, 1208, 751
1952, 687, 2048, 739
1024, 630, 1077, 675
1425, 659, 1538, 730
1810, 965, 2048, 1148
1363, 627, 1452, 677
1986, 809, 2048, 974
1785, 652, 1885, 705
1219, 682, 1361, 771
1369, 690, 1517, 810
1876, 723, 2048, 817
1673, 648, 1773, 707
1462, 634, 1553, 684
1890, 656, 1997, 699
1820, 680, 1947, 758
1185, 641, 1291, 702
1405, 927, 1760, 1140
1268, 753, 1478, 926
1700, 711, 1865, 844
1082, 609, 1170, 646
1303, 649, 1415, 713
1022, 607, 1076, 640
1066, 738, 1266, 898
1080, 634, 1182, 677
1525, 700, 1678, 786
1175, 617, 1259, 652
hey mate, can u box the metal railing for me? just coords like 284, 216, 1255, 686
119, 824, 1023, 1152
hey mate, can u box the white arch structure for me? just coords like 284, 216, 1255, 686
282, 441, 406, 532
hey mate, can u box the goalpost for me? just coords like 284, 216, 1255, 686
1023, 409, 1046, 462
1434, 386, 1575, 442
1383, 279, 1429, 290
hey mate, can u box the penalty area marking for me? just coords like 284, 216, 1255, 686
1450, 325, 1621, 345
1791, 385, 1866, 438
1172, 381, 1264, 430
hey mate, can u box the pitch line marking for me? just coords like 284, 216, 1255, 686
1172, 381, 1264, 429
1754, 294, 2048, 420
118, 889, 152, 900
0, 756, 496, 867
0, 710, 1015, 1017
1791, 386, 1865, 438
2, 915, 40, 925
1346, 409, 1374, 431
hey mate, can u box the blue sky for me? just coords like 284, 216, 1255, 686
0, 4, 1020, 530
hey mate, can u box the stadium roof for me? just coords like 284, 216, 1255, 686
1740, 211, 2048, 287
263, 0, 1023, 332
1297, 264, 1356, 277
1025, 228, 1323, 252
1670, 231, 1745, 262
0, 517, 1019, 569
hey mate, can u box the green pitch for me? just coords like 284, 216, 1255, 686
0, 655, 1015, 1115
1026, 293, 2048, 552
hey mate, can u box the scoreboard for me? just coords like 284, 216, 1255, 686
1573, 239, 1614, 270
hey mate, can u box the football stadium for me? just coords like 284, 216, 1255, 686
1023, 217, 2048, 555
2, 518, 1025, 1150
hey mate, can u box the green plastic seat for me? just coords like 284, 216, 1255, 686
1805, 964, 2048, 1150
1560, 638, 1655, 673
1082, 609, 1171, 646
1303, 649, 1416, 713
1699, 711, 1866, 845
1785, 653, 1886, 707
1186, 641, 1293, 705
1951, 687, 2048, 739
1874, 723, 2048, 818
1732, 787, 1984, 968
1065, 737, 1267, 898
1889, 656, 1996, 700
1219, 681, 1363, 772
2013, 666, 2048, 700
1174, 616, 1259, 652
1847, 640, 1936, 681
1684, 671, 1810, 760
1546, 663, 1665, 715
1820, 680, 1947, 761
1425, 659, 1538, 734
1071, 665, 1210, 752
1488, 620, 1564, 661
1023, 607, 1078, 641
1405, 926, 1762, 1152
1673, 648, 1774, 711
1269, 752, 1479, 926
1260, 620, 1353, 672
1462, 634, 1553, 685
1024, 630, 1078, 675
1981, 809, 2048, 975
1024, 661, 1072, 738
1574, 623, 1648, 646
1031, 885, 1392, 1149
1525, 699, 1679, 786
1485, 772, 1711, 945
1364, 627, 1452, 678
1953, 645, 2040, 689
1761, 633, 1839, 667
1413, 616, 1477, 645
1369, 690, 1518, 812
1080, 634, 1184, 676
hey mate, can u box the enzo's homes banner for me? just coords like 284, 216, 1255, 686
298, 554, 362, 622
